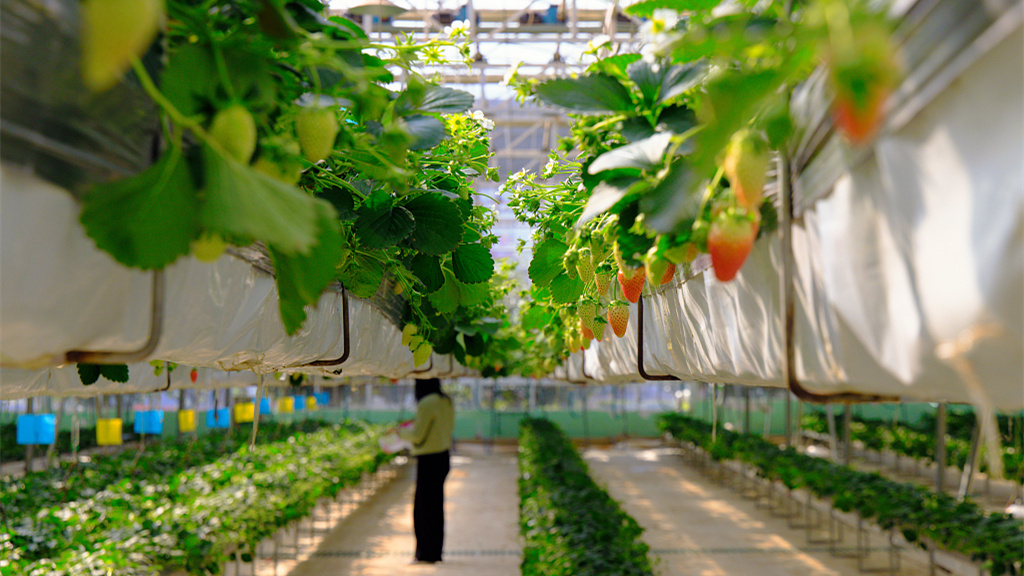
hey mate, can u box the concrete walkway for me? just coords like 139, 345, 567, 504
583, 441, 933, 576
275, 445, 521, 576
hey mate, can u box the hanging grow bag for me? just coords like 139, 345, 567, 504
177, 410, 196, 433
234, 402, 255, 423
16, 414, 55, 445
278, 397, 294, 413
133, 410, 163, 435
206, 408, 231, 429
96, 418, 122, 445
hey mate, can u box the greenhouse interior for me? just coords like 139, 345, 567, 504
1, 0, 1022, 574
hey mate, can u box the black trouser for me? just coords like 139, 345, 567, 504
414, 450, 450, 562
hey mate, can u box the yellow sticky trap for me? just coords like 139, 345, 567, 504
97, 418, 123, 446
278, 397, 294, 414
234, 402, 255, 423
306, 396, 317, 411
177, 410, 196, 433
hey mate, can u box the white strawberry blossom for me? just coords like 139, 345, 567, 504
471, 110, 495, 130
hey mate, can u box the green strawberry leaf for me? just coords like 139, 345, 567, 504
458, 277, 491, 307
271, 210, 343, 334
588, 132, 673, 174
428, 269, 461, 315
161, 44, 216, 117
626, 0, 720, 18
341, 253, 385, 299
577, 176, 643, 225
586, 53, 642, 76
410, 253, 444, 293
317, 185, 359, 221
462, 332, 485, 357
528, 238, 569, 287
521, 306, 553, 331
403, 115, 447, 151
641, 158, 700, 233
549, 272, 585, 304
417, 85, 475, 114
80, 144, 200, 270
99, 364, 129, 383
533, 74, 635, 113
402, 193, 465, 255
77, 364, 101, 386
655, 62, 706, 105
201, 146, 324, 255
354, 189, 414, 249
452, 243, 494, 284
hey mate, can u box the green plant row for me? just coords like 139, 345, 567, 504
658, 413, 1023, 576
800, 411, 1024, 482
0, 418, 336, 522
518, 418, 655, 576
1, 420, 392, 576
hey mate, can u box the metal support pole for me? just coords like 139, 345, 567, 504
744, 387, 751, 434
958, 419, 982, 500
843, 404, 853, 467
826, 407, 839, 462
936, 403, 947, 493
785, 390, 792, 446
582, 385, 589, 448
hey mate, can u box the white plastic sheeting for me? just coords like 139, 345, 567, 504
574, 13, 1023, 410
0, 366, 258, 400
0, 165, 470, 399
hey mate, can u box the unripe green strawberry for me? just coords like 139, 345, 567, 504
295, 107, 340, 163
82, 0, 163, 92
209, 105, 257, 164
191, 232, 227, 262
562, 248, 579, 280
594, 272, 611, 297
607, 301, 630, 338
401, 323, 419, 347
722, 129, 769, 210
576, 247, 595, 284
413, 341, 432, 366
578, 300, 597, 332
592, 319, 607, 340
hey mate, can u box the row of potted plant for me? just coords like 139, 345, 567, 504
518, 418, 655, 576
800, 410, 1024, 482
658, 413, 1023, 576
2, 419, 391, 576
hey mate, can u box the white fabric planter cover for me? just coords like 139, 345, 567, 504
578, 10, 1023, 410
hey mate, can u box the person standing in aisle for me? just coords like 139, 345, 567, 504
398, 378, 455, 564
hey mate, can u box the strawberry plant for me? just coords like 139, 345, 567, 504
519, 418, 655, 576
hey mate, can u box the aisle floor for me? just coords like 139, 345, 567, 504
270, 441, 937, 576
278, 445, 521, 576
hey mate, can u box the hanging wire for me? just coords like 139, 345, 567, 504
250, 373, 266, 452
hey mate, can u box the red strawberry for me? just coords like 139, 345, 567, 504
722, 129, 769, 209
594, 272, 611, 297
190, 368, 198, 384
707, 212, 759, 282
617, 268, 645, 303
607, 301, 630, 338
832, 84, 889, 144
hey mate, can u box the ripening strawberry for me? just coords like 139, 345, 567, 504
617, 268, 645, 303
578, 300, 597, 332
722, 129, 769, 210
594, 272, 611, 297
644, 251, 675, 287
607, 301, 630, 338
826, 19, 901, 145
295, 106, 340, 163
707, 212, 759, 282
209, 105, 258, 164
580, 319, 594, 341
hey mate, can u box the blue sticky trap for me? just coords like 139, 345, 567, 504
206, 408, 231, 429
133, 411, 164, 435
259, 397, 272, 415
314, 392, 330, 407
292, 396, 306, 411
16, 414, 56, 445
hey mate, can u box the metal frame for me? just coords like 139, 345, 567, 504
303, 288, 350, 373
65, 270, 165, 365
635, 296, 680, 382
